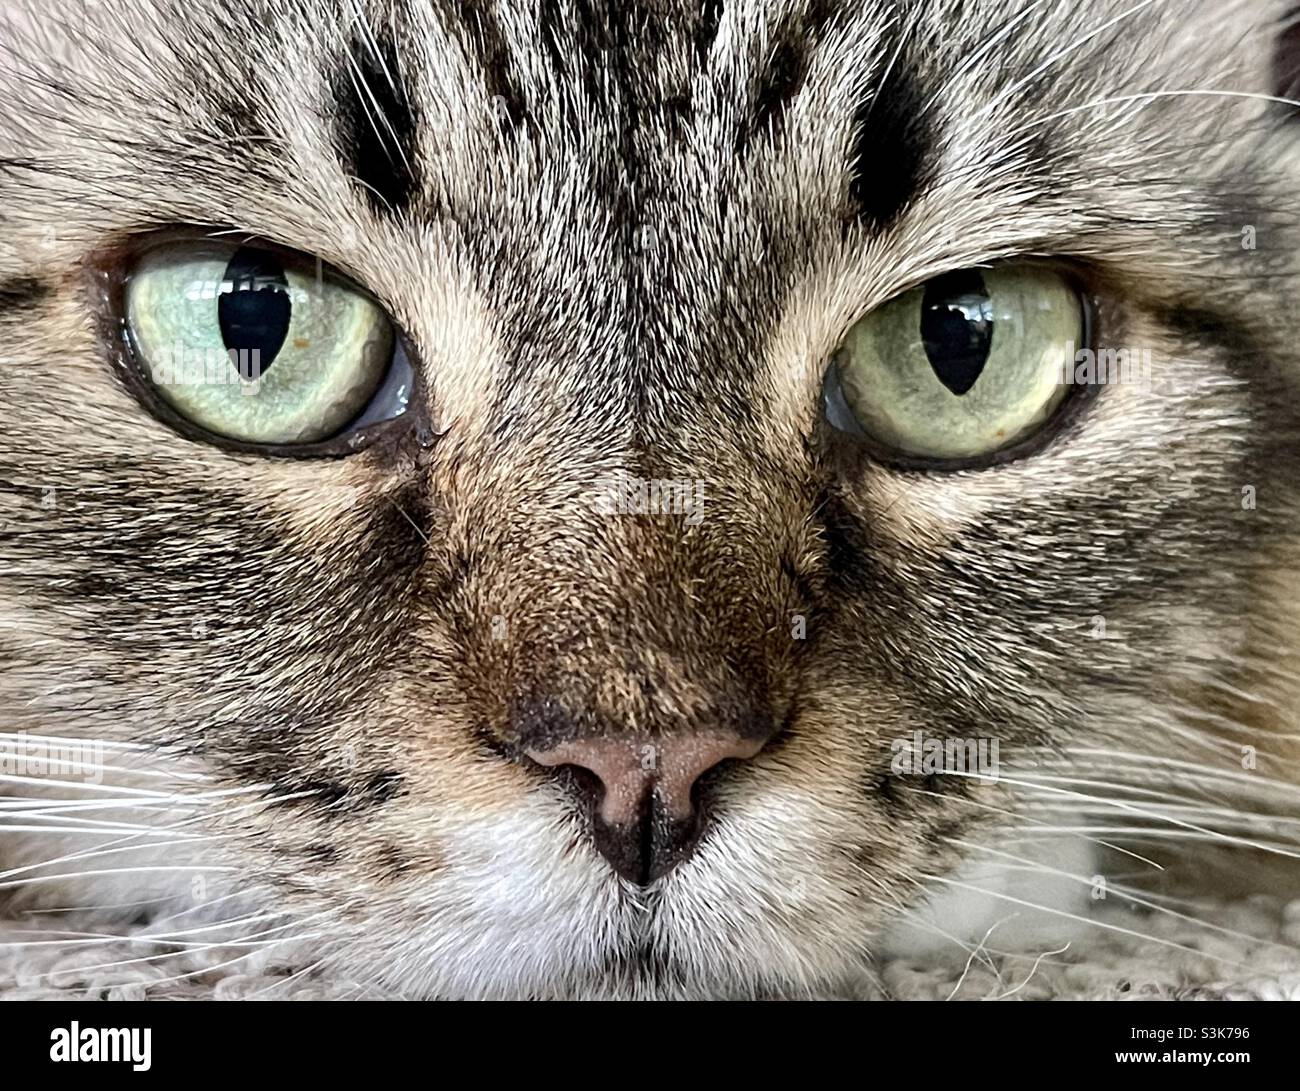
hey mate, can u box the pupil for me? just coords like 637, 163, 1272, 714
920, 270, 993, 396
217, 248, 291, 379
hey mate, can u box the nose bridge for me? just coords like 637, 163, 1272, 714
508, 633, 775, 753
432, 410, 772, 718
479, 469, 774, 738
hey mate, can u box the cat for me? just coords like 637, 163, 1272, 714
1, 0, 1299, 1000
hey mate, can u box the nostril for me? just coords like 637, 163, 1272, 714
526, 737, 657, 825
526, 731, 771, 883
547, 762, 606, 822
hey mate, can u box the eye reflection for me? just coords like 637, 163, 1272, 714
217, 247, 292, 375
920, 271, 995, 396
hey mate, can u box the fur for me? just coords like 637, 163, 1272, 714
1, 0, 1299, 999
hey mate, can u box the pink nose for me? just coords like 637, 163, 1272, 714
528, 733, 766, 824
526, 732, 769, 882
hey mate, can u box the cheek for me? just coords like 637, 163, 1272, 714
0, 444, 429, 783
363, 676, 548, 823
819, 327, 1255, 744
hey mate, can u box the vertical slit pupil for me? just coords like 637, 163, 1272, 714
218, 248, 291, 379
920, 270, 994, 396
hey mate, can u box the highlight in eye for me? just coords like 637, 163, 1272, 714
123, 240, 411, 449
825, 266, 1087, 464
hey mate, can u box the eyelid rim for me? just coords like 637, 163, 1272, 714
822, 265, 1102, 473
90, 228, 429, 460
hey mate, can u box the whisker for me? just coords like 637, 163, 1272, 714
897, 782, 1167, 870
944, 917, 1011, 1001
919, 0, 1053, 116
920, 873, 1259, 972
0, 753, 209, 783
0, 731, 155, 752
948, 770, 1300, 860
0, 913, 281, 949
18, 896, 165, 916
975, 0, 1168, 120
951, 839, 1300, 956
1005, 88, 1300, 141
0, 836, 216, 882
0, 773, 243, 798
991, 941, 1074, 1001
0, 864, 237, 892
29, 914, 331, 984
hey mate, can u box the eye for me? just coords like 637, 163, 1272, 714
824, 266, 1087, 464
123, 240, 412, 449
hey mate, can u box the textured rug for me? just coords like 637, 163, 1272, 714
2, 896, 1299, 1000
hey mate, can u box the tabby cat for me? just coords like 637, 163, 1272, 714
2, 0, 1299, 999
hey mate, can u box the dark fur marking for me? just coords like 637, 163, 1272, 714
455, 0, 528, 131
741, 1, 837, 153
1152, 301, 1300, 480
42, 475, 428, 628
665, 93, 694, 127
875, 774, 902, 809
333, 29, 420, 216
304, 843, 340, 866
265, 771, 402, 819
1274, 6, 1300, 108
181, 53, 280, 155
213, 96, 273, 145
605, 0, 642, 239
849, 47, 931, 230
0, 276, 50, 318
747, 40, 805, 149
376, 844, 414, 880
695, 0, 724, 61
556, 0, 618, 121
150, 12, 289, 180
780, 553, 817, 609
268, 779, 350, 810
813, 486, 867, 586
1153, 302, 1275, 386
537, 0, 569, 80
366, 770, 405, 804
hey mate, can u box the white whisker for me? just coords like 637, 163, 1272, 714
975, 0, 1168, 120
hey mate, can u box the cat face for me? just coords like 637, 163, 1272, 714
2, 0, 1298, 998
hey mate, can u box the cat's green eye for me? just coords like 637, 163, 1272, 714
124, 241, 410, 448
825, 267, 1086, 464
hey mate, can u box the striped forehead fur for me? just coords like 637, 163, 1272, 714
0, 0, 1299, 998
